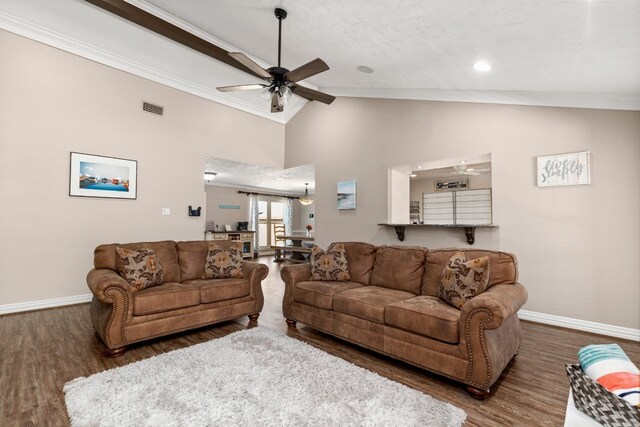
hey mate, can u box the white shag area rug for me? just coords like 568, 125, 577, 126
64, 328, 466, 426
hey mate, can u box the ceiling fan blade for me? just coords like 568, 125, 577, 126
217, 84, 267, 92
271, 92, 284, 113
291, 85, 335, 104
285, 58, 329, 82
228, 52, 273, 80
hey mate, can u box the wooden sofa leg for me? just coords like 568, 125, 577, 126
106, 346, 127, 358
248, 314, 260, 321
286, 319, 297, 327
466, 386, 490, 400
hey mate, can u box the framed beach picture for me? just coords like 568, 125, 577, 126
337, 180, 356, 210
537, 151, 590, 187
69, 152, 137, 199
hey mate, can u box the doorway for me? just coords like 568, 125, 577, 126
258, 199, 285, 252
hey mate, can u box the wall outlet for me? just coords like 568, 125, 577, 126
162, 208, 170, 216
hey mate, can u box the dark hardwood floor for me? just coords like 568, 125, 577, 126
1, 256, 638, 426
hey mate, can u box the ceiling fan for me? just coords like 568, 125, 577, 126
217, 8, 335, 113
452, 165, 491, 176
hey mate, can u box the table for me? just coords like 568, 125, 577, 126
282, 235, 314, 261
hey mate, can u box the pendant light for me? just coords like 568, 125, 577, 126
299, 183, 313, 205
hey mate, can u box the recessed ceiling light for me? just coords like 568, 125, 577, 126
473, 61, 491, 72
356, 65, 374, 74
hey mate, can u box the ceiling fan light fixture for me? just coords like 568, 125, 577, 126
260, 87, 273, 99
299, 183, 313, 205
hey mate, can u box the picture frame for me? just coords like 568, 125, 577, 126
537, 151, 590, 187
435, 177, 469, 192
337, 180, 356, 210
69, 152, 137, 199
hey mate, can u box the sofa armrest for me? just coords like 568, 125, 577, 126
87, 268, 132, 302
242, 260, 269, 283
460, 283, 528, 330
87, 268, 133, 349
280, 264, 312, 319
280, 264, 312, 288
459, 282, 528, 390
242, 261, 269, 315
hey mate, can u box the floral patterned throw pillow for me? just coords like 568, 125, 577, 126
202, 242, 244, 279
311, 243, 351, 281
116, 247, 164, 291
439, 251, 490, 309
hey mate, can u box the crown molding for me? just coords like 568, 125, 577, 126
324, 87, 640, 112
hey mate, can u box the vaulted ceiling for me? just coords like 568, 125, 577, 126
1, 0, 639, 124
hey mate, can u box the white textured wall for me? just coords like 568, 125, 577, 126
0, 31, 284, 305
205, 185, 250, 232
388, 168, 410, 224
285, 97, 640, 329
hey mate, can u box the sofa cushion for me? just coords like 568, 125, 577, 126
203, 242, 244, 279
333, 286, 415, 324
176, 241, 208, 281
183, 278, 251, 304
338, 242, 378, 285
311, 243, 350, 281
439, 251, 490, 309
116, 247, 164, 291
385, 296, 460, 344
94, 241, 181, 283
293, 281, 364, 310
133, 282, 200, 316
177, 240, 244, 281
369, 246, 426, 294
423, 249, 518, 296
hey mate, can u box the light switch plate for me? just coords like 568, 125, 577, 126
162, 208, 170, 216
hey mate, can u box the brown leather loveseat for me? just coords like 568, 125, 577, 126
281, 242, 528, 399
87, 240, 268, 356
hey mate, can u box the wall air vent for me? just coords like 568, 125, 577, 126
142, 101, 164, 116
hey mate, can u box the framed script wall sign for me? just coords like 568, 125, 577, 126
435, 177, 469, 192
537, 151, 590, 187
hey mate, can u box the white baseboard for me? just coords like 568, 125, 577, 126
0, 294, 92, 316
519, 310, 640, 342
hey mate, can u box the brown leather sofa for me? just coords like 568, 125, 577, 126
281, 243, 528, 399
87, 240, 268, 356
